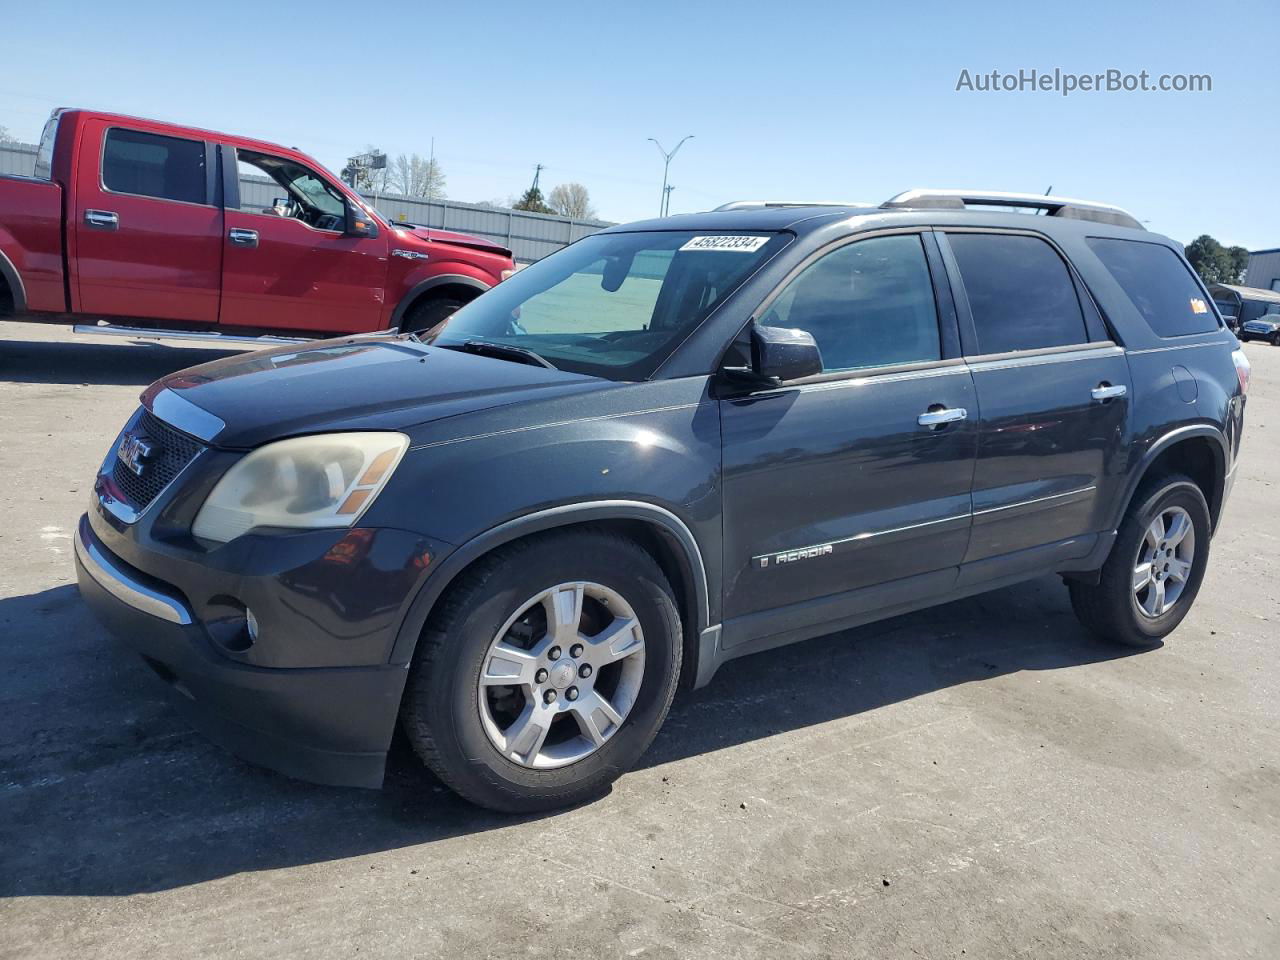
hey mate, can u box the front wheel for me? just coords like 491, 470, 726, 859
400, 295, 466, 336
1069, 474, 1211, 647
400, 530, 682, 812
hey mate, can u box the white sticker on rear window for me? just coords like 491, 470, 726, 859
679, 235, 770, 253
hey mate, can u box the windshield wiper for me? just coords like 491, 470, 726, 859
442, 340, 558, 370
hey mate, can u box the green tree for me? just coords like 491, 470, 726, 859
1186, 234, 1249, 285
512, 186, 554, 214
1226, 245, 1250, 284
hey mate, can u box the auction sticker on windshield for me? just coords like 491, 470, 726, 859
679, 235, 771, 253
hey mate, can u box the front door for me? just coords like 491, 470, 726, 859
939, 230, 1131, 569
719, 231, 978, 646
219, 146, 388, 333
73, 121, 222, 324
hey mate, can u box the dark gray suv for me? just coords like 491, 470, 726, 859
75, 189, 1251, 811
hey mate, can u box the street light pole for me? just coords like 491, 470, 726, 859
648, 135, 694, 217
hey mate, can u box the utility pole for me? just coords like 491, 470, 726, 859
663, 184, 675, 217
530, 163, 544, 194
647, 136, 694, 217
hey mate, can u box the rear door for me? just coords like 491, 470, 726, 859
938, 230, 1131, 574
218, 146, 388, 333
718, 231, 977, 643
73, 121, 222, 323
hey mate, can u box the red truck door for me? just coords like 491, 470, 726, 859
73, 121, 222, 323
218, 146, 388, 333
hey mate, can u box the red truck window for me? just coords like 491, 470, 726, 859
102, 128, 207, 205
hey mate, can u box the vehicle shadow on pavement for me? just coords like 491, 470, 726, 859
0, 337, 244, 386
0, 576, 1145, 897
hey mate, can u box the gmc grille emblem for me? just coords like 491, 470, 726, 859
117, 433, 156, 477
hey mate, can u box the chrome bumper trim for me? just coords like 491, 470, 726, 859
74, 527, 193, 625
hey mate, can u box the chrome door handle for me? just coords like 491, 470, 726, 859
84, 209, 118, 230
228, 228, 259, 248
1091, 383, 1128, 402
918, 406, 968, 427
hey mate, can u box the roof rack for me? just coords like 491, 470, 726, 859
882, 189, 1144, 230
713, 200, 875, 212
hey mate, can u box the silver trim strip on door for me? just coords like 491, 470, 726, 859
967, 345, 1124, 372
755, 484, 1098, 565
972, 485, 1096, 516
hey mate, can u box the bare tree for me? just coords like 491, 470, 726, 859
548, 182, 596, 220
0, 125, 13, 144
388, 153, 446, 199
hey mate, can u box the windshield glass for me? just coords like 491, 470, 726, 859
425, 231, 788, 379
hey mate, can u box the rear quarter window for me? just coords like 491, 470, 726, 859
102, 128, 207, 205
1086, 237, 1219, 337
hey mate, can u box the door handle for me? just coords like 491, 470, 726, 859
1091, 383, 1128, 402
228, 228, 259, 248
84, 209, 118, 230
918, 406, 968, 428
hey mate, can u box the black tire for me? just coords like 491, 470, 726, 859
1069, 473, 1211, 647
400, 530, 682, 813
400, 295, 465, 335
1271, 332, 1280, 347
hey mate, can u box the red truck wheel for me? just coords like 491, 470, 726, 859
402, 296, 465, 335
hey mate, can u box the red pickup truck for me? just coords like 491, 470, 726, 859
0, 109, 516, 341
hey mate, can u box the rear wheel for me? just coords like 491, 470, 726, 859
400, 530, 682, 812
1069, 474, 1211, 647
400, 295, 466, 336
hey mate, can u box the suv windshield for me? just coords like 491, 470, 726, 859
425, 231, 788, 379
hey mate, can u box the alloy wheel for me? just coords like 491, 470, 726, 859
1132, 506, 1196, 618
477, 582, 646, 768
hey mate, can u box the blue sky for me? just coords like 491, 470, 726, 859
3, 0, 1277, 248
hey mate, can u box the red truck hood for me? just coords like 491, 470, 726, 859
396, 224, 512, 259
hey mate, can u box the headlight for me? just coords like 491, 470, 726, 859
192, 432, 409, 543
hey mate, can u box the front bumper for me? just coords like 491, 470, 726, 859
74, 515, 410, 788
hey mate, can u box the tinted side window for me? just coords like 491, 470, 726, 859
1085, 237, 1220, 337
767, 234, 941, 372
948, 233, 1087, 354
102, 128, 206, 204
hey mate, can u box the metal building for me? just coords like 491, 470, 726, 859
1244, 248, 1280, 293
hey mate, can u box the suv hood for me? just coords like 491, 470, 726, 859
142, 336, 597, 449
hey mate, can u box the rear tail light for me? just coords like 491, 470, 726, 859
1232, 348, 1251, 395
500, 269, 516, 282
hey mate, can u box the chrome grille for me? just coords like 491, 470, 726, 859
110, 409, 204, 511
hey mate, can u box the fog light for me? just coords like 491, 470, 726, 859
245, 608, 260, 643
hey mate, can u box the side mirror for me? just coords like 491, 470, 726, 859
750, 324, 823, 382
345, 202, 379, 239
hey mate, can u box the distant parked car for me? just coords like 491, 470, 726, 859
1238, 314, 1280, 345
0, 109, 515, 345
1209, 283, 1280, 343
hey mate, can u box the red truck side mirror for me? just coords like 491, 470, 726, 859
345, 203, 379, 239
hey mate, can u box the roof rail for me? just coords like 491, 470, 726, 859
882, 189, 1144, 230
713, 200, 875, 212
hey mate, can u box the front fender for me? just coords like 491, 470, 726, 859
372, 380, 723, 666
388, 265, 493, 327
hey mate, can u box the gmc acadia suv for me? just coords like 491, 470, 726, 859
74, 189, 1250, 812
